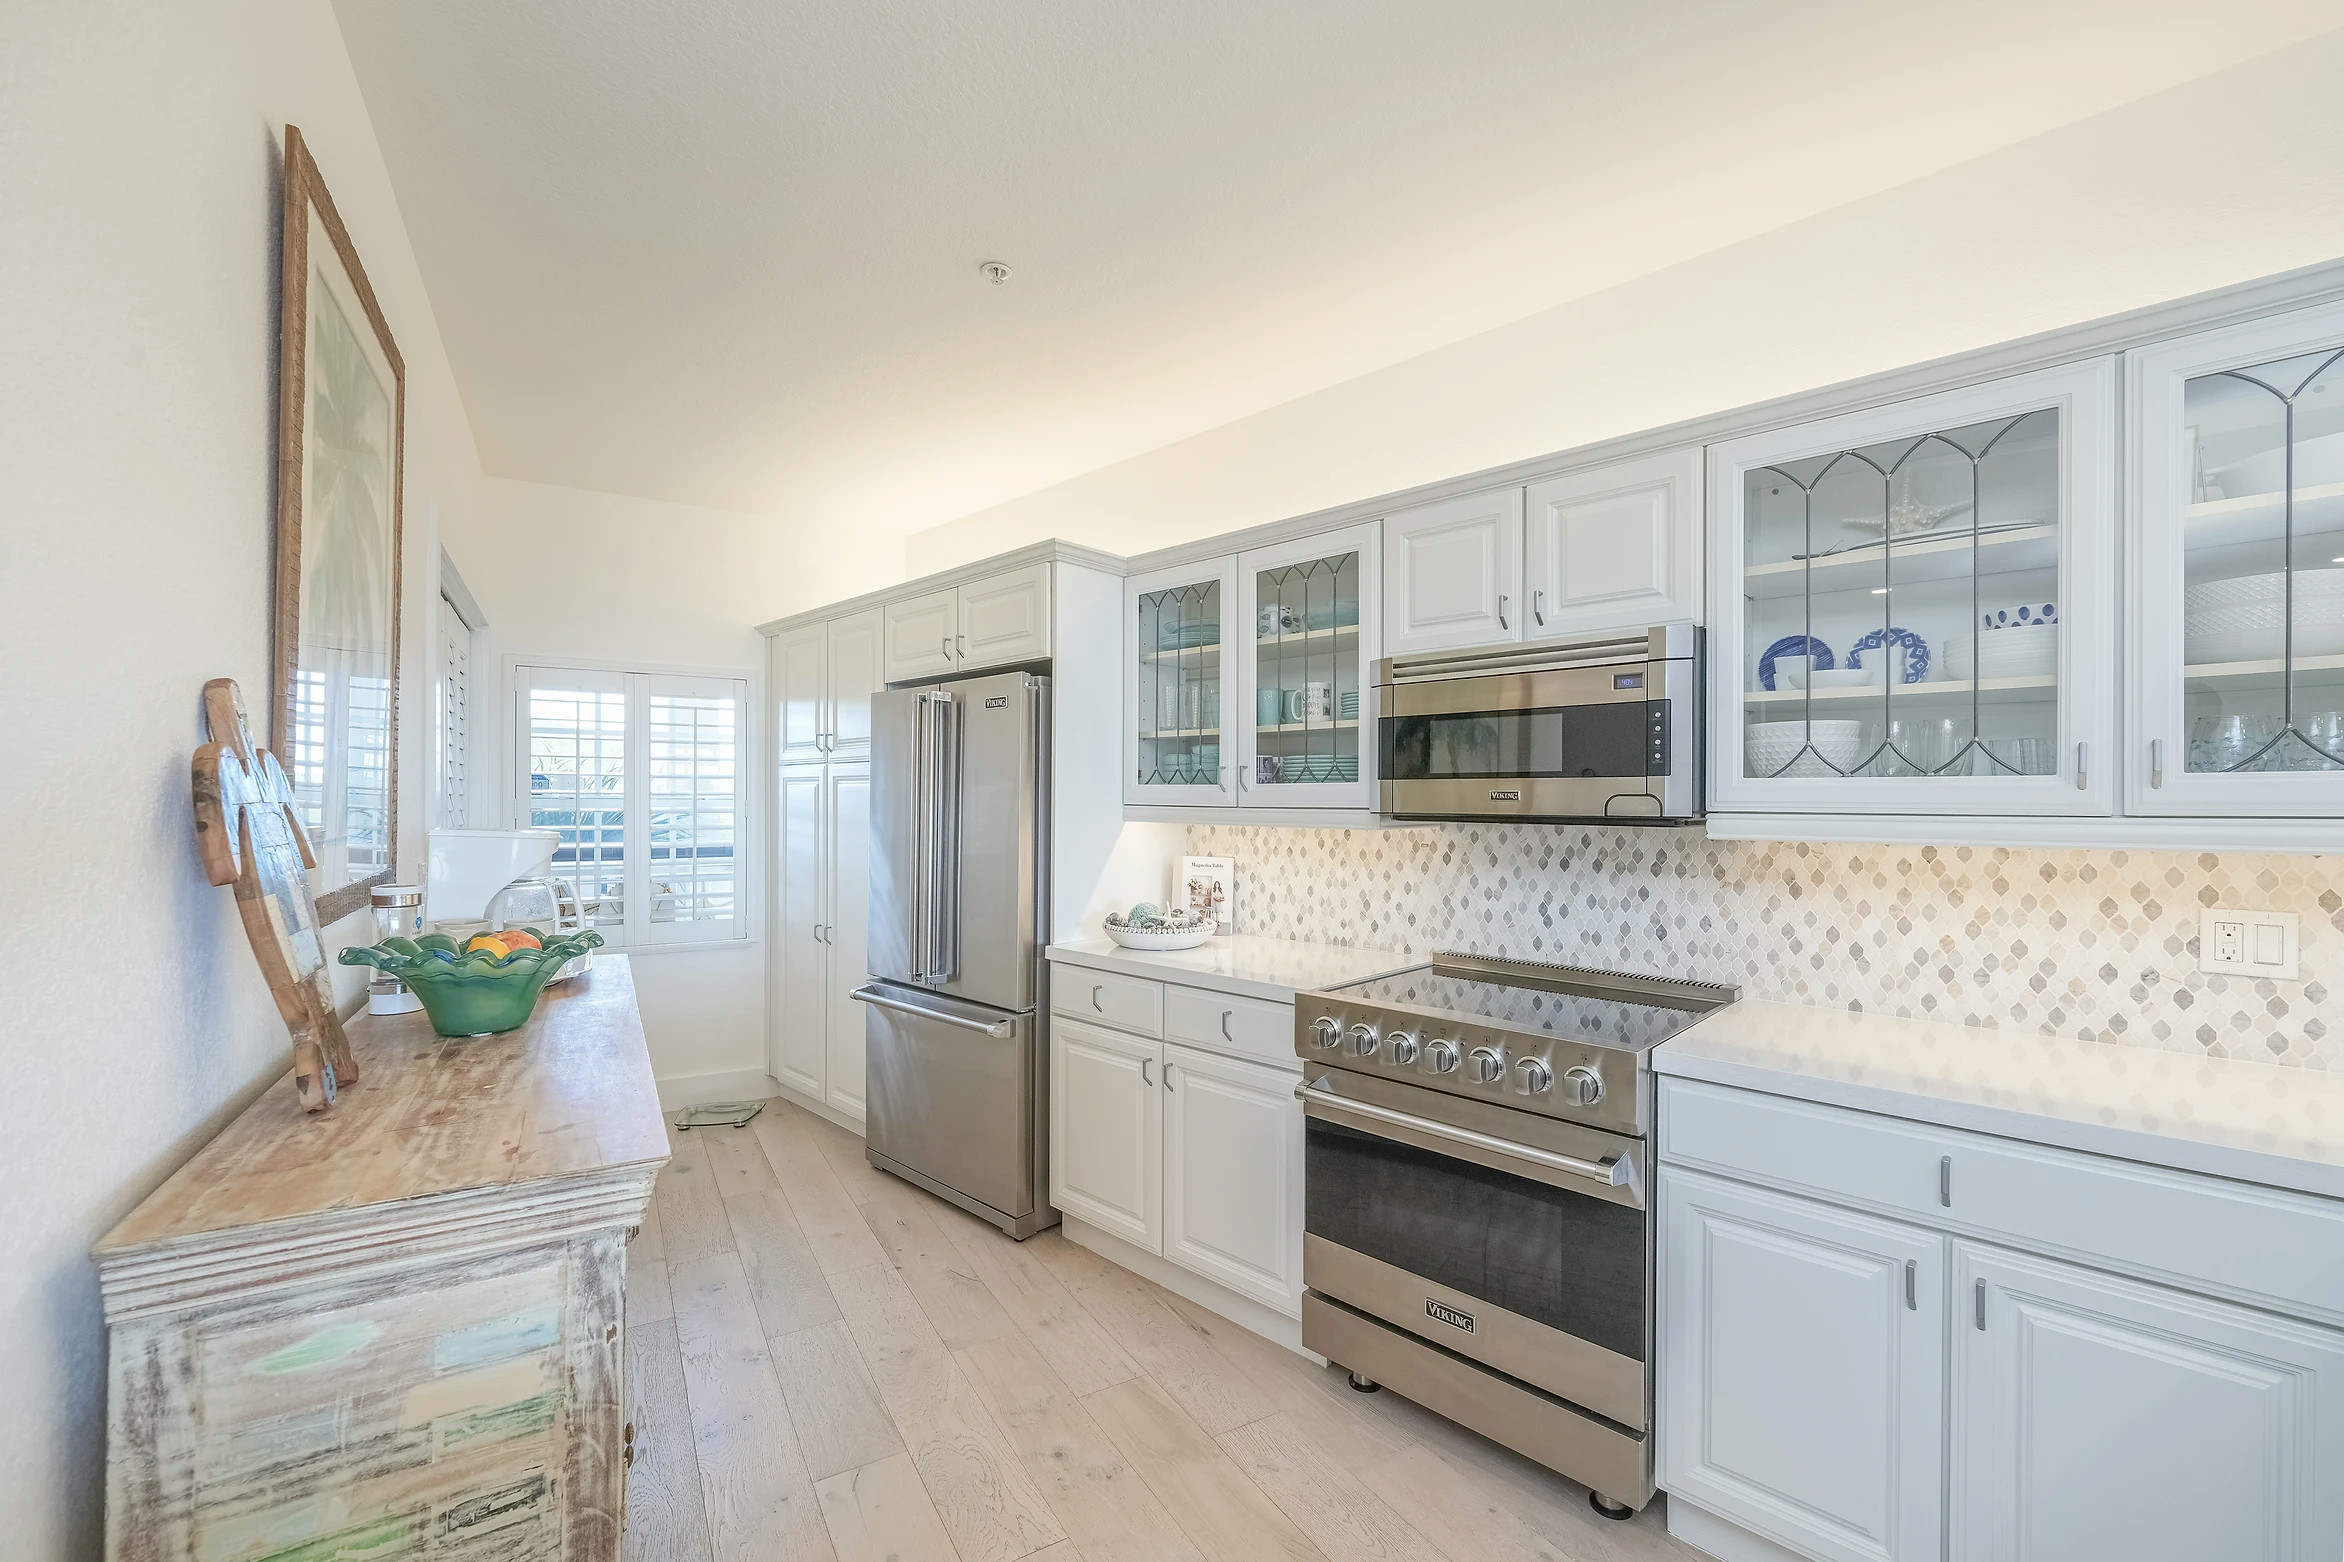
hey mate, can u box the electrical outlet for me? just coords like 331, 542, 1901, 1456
2199, 907, 2300, 981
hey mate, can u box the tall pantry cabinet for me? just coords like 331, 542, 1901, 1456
770, 609, 880, 1124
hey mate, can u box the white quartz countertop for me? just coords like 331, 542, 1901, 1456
1658, 998, 2344, 1201
1046, 934, 1420, 1003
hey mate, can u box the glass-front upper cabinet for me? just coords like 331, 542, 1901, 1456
1235, 525, 1379, 811
2130, 303, 2344, 819
1125, 557, 1239, 806
1707, 361, 2116, 818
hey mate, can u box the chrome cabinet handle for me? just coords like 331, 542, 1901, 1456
941, 635, 954, 661
1141, 1057, 1154, 1087
1975, 1278, 1987, 1331
1295, 1078, 1630, 1190
1497, 593, 1510, 631
2151, 738, 2165, 789
1532, 589, 1546, 627
1091, 983, 1105, 1011
1939, 1156, 1952, 1207
1220, 1009, 1235, 1043
2075, 741, 2088, 791
1165, 1062, 1179, 1091
1905, 1259, 1917, 1311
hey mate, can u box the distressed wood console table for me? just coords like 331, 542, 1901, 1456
95, 955, 668, 1561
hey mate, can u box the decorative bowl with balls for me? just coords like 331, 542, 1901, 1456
339, 927, 607, 1037
1102, 902, 1218, 952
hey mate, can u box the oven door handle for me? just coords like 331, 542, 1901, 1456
1295, 1078, 1632, 1191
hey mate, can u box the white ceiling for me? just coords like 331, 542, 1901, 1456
336, 1, 2338, 538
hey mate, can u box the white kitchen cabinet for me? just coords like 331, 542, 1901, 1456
1708, 359, 2117, 821
1125, 557, 1240, 807
1661, 1168, 1946, 1562
821, 766, 871, 1118
1382, 486, 1524, 655
1050, 1016, 1163, 1250
958, 561, 1052, 669
775, 621, 829, 765
883, 587, 960, 683
823, 609, 882, 762
1524, 446, 1702, 637
1950, 1242, 2344, 1562
773, 766, 828, 1098
1163, 1042, 1303, 1313
1234, 524, 1379, 811
2127, 300, 2344, 820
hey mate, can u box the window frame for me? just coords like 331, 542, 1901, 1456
508, 656, 758, 954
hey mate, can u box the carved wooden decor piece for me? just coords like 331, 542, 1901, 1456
191, 676, 357, 1110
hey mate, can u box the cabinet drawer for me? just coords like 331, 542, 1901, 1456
1164, 984, 1297, 1071
1052, 969, 1163, 1037
1661, 1076, 2344, 1325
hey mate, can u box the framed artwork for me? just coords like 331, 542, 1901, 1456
272, 125, 405, 925
1179, 855, 1235, 936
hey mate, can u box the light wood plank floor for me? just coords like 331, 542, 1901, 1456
627, 1096, 1712, 1562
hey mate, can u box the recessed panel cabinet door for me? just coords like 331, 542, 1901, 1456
884, 587, 960, 682
958, 564, 1052, 670
1049, 1018, 1162, 1251
1523, 447, 1701, 636
1381, 486, 1524, 655
774, 766, 827, 1099
1951, 1242, 2344, 1562
774, 622, 828, 765
1660, 1168, 1946, 1562
822, 765, 871, 1122
1162, 1043, 1300, 1315
824, 610, 882, 762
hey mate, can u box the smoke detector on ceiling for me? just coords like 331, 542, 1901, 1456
979, 261, 1012, 285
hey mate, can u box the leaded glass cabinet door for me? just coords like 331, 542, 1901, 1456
1235, 525, 1379, 811
1125, 557, 1239, 806
1707, 360, 2116, 820
2130, 303, 2344, 820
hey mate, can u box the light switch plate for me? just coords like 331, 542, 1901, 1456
2200, 907, 2300, 981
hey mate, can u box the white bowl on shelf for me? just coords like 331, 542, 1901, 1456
1944, 625, 2057, 680
1783, 664, 1883, 692
1102, 922, 1218, 951
2184, 571, 2344, 663
1746, 719, 1867, 777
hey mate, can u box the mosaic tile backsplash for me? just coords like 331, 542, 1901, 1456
1184, 824, 2344, 1070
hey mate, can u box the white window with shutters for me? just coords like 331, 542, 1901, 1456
513, 664, 750, 948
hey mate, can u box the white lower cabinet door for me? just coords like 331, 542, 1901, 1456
1161, 1043, 1300, 1315
1660, 1168, 1946, 1562
1049, 1018, 1162, 1251
821, 765, 871, 1122
774, 766, 828, 1099
1951, 1242, 2344, 1562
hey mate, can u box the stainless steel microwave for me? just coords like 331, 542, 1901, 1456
1374, 623, 1702, 824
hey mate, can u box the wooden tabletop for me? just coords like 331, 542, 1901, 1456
98, 955, 668, 1254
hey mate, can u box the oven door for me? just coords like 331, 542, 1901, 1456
1376, 658, 1686, 821
1297, 1068, 1649, 1429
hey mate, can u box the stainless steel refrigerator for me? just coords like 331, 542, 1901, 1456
852, 668, 1057, 1238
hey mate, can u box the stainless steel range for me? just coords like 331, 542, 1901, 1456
1292, 954, 1734, 1517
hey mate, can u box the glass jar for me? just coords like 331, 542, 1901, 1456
367, 884, 424, 1015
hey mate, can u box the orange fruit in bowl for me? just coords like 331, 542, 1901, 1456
466, 935, 512, 960
498, 928, 543, 951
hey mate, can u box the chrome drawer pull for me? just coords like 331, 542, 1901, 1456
1294, 1078, 1628, 1189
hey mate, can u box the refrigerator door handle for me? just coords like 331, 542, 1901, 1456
909, 691, 932, 981
927, 691, 960, 984
850, 982, 1012, 1037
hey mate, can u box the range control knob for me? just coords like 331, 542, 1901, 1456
1345, 1023, 1380, 1059
1514, 1058, 1553, 1095
1385, 1030, 1422, 1066
1421, 1038, 1460, 1075
1308, 1016, 1342, 1051
1560, 1065, 1604, 1106
1467, 1046, 1506, 1085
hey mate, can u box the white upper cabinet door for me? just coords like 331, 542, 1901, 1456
824, 609, 882, 762
883, 587, 960, 683
773, 622, 828, 766
1381, 486, 1526, 655
1660, 1168, 1946, 1562
1950, 1242, 2344, 1562
1523, 446, 1702, 636
2127, 301, 2344, 819
957, 563, 1052, 670
1235, 524, 1379, 811
822, 765, 871, 1123
1049, 1018, 1163, 1252
1708, 359, 2118, 819
1161, 1043, 1302, 1316
773, 766, 828, 1099
1125, 557, 1241, 807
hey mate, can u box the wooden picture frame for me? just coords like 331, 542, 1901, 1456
273, 125, 405, 926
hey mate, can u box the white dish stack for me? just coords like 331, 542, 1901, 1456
2184, 569, 2344, 665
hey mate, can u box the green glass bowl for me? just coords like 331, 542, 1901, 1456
339, 929, 606, 1038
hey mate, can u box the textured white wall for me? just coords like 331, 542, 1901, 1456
0, 4, 486, 1555
905, 32, 2344, 568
